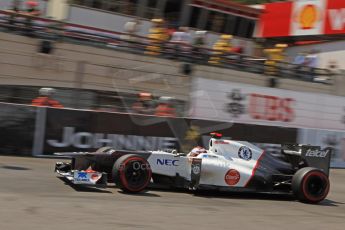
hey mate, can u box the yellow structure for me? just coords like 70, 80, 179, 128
208, 34, 233, 64
263, 43, 288, 76
145, 19, 169, 55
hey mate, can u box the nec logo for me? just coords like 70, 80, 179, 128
157, 159, 179, 166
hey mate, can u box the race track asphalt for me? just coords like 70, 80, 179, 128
0, 155, 344, 230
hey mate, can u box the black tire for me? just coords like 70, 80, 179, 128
292, 167, 330, 203
112, 154, 152, 193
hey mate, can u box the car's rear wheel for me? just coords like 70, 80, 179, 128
292, 167, 330, 203
112, 154, 152, 193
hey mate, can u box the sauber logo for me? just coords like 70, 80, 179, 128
305, 149, 329, 158
224, 169, 240, 186
298, 4, 319, 29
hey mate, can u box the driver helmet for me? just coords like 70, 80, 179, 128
189, 146, 207, 156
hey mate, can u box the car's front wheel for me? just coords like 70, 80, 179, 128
112, 154, 152, 193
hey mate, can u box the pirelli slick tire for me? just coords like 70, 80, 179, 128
112, 154, 152, 193
292, 167, 330, 204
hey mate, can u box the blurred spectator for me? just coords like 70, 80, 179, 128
293, 52, 306, 78
293, 52, 306, 65
304, 49, 319, 80
166, 26, 177, 40
232, 41, 245, 54
305, 49, 319, 68
31, 88, 63, 108
24, 1, 40, 37
230, 41, 246, 67
169, 27, 191, 58
145, 18, 169, 55
193, 31, 207, 47
122, 18, 141, 44
209, 34, 233, 64
12, 0, 21, 12
264, 43, 287, 76
170, 27, 191, 44
155, 96, 176, 117
131, 92, 155, 115
25, 0, 40, 16
193, 30, 207, 59
8, 0, 21, 29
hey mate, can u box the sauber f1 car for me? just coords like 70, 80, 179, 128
55, 133, 331, 203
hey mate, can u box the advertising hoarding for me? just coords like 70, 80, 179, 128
257, 0, 345, 37
190, 77, 345, 131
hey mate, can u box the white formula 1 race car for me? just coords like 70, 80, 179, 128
55, 133, 331, 203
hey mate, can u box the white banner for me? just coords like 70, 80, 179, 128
190, 78, 345, 131
298, 129, 345, 168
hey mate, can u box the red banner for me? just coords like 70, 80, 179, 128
259, 2, 292, 38
257, 0, 345, 37
325, 0, 345, 34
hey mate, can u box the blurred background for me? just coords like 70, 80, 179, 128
0, 0, 345, 167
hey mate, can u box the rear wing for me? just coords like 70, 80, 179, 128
282, 144, 332, 176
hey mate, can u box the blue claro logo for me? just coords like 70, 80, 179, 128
77, 172, 88, 179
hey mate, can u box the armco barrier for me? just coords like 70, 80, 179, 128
0, 103, 297, 157
2, 102, 345, 168
0, 102, 36, 155
35, 106, 297, 155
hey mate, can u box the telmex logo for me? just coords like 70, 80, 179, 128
297, 4, 319, 29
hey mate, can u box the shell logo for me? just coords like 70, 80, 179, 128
297, 4, 319, 29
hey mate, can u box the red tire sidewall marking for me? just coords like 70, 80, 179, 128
119, 157, 152, 192
302, 171, 329, 202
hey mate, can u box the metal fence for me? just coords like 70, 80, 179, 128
0, 10, 334, 85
